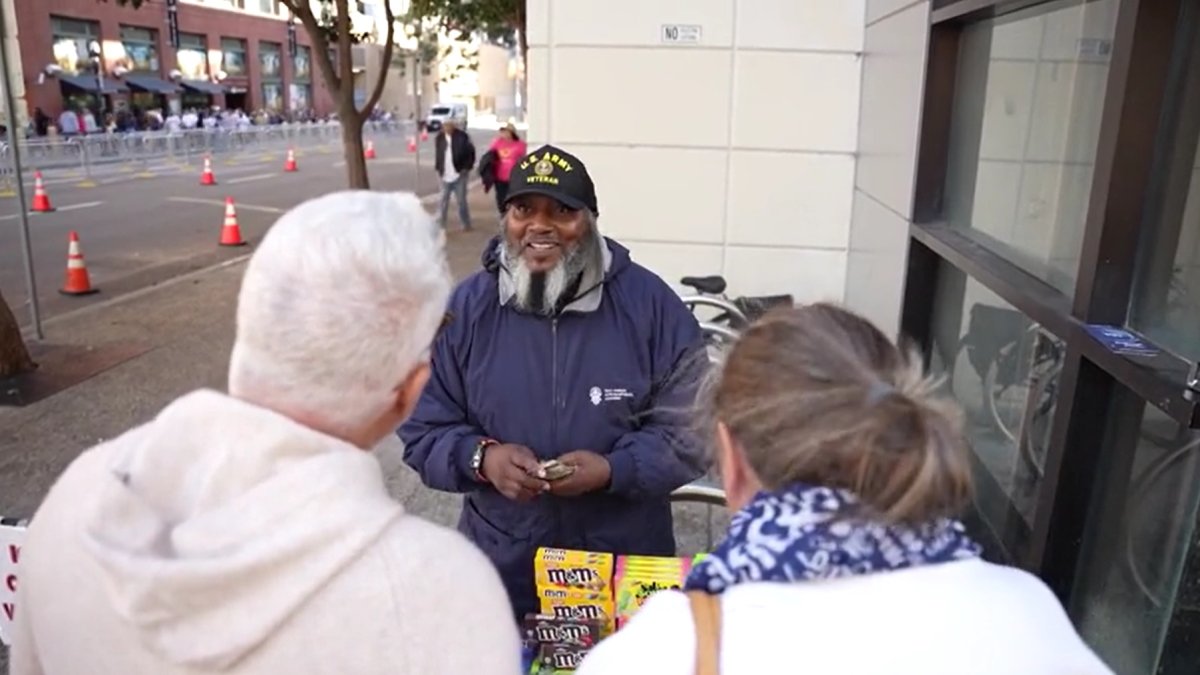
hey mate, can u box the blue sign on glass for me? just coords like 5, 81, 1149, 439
1085, 324, 1160, 357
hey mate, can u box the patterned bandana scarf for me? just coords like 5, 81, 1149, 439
685, 483, 981, 594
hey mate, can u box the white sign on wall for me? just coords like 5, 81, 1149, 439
0, 520, 27, 647
661, 24, 702, 44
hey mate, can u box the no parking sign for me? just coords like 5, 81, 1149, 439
0, 517, 27, 647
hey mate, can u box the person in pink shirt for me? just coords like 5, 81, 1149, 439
489, 123, 527, 215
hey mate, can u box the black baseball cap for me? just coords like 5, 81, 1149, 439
504, 144, 599, 216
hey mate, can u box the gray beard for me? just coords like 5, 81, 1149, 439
506, 229, 603, 316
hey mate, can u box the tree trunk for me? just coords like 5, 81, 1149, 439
342, 110, 369, 189
0, 291, 36, 378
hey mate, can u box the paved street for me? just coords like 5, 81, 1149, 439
0, 128, 495, 325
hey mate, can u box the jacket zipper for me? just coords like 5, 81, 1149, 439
551, 317, 559, 449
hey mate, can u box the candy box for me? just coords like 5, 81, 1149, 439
538, 586, 616, 636
535, 548, 614, 595
521, 613, 602, 649
539, 643, 588, 671
614, 555, 691, 629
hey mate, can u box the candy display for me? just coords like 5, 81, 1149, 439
528, 547, 696, 671
614, 555, 692, 629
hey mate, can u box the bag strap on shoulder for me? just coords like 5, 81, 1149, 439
686, 590, 722, 675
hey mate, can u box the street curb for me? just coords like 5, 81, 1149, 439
37, 253, 254, 331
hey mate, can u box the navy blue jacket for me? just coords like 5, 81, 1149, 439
399, 237, 707, 618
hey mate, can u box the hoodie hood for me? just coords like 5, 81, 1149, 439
482, 235, 632, 314
82, 389, 402, 670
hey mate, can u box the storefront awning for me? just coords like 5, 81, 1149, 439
58, 74, 127, 95
180, 80, 227, 95
123, 74, 181, 95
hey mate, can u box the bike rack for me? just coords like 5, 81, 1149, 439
679, 296, 748, 325
698, 321, 739, 344
670, 483, 727, 507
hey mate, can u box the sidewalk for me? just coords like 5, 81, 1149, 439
0, 185, 495, 522
0, 179, 721, 539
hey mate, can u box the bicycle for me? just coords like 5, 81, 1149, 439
677, 274, 794, 362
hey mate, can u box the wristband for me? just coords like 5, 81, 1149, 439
471, 438, 499, 483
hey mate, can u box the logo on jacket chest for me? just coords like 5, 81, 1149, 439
588, 386, 635, 406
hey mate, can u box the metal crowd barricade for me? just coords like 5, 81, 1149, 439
3, 120, 411, 181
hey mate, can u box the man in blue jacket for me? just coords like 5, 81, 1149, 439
399, 144, 707, 619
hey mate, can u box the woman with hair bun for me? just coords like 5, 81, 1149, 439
577, 303, 1111, 675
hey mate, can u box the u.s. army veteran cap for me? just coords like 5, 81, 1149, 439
504, 145, 599, 216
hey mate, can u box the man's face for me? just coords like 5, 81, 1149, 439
505, 194, 588, 274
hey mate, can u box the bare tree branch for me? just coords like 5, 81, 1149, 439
359, 0, 397, 116
286, 0, 343, 94
335, 0, 353, 93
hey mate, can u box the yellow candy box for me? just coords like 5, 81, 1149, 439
534, 547, 615, 595
538, 586, 616, 636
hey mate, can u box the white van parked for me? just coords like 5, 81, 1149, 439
426, 103, 469, 132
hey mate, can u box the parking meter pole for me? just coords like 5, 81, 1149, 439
413, 49, 423, 196
0, 1, 44, 339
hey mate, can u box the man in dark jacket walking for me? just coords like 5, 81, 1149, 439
434, 118, 476, 230
399, 145, 707, 619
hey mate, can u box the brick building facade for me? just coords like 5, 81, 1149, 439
17, 0, 335, 120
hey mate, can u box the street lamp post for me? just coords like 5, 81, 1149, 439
0, 0, 43, 338
88, 40, 105, 122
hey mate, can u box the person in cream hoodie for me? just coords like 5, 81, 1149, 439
8, 191, 522, 675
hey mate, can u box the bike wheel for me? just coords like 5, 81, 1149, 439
983, 331, 1064, 476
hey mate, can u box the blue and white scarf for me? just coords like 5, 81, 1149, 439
685, 483, 981, 594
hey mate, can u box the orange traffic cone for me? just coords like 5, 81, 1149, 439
219, 197, 247, 247
420, 128, 428, 141
364, 140, 377, 160
60, 231, 98, 296
31, 171, 54, 212
200, 156, 217, 186
284, 148, 298, 172
406, 136, 416, 153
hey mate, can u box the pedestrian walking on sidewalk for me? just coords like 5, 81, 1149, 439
487, 122, 527, 216
400, 144, 709, 620
8, 192, 520, 675
576, 304, 1113, 675
435, 118, 476, 230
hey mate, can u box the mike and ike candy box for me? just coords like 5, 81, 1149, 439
614, 555, 693, 629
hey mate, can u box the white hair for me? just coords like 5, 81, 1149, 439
228, 191, 451, 438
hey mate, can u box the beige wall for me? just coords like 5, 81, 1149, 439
526, 0, 865, 303
845, 0, 931, 335
475, 43, 517, 119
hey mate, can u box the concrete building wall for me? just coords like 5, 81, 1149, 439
15, 0, 335, 118
844, 0, 931, 335
358, 43, 438, 120
525, 0, 866, 302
